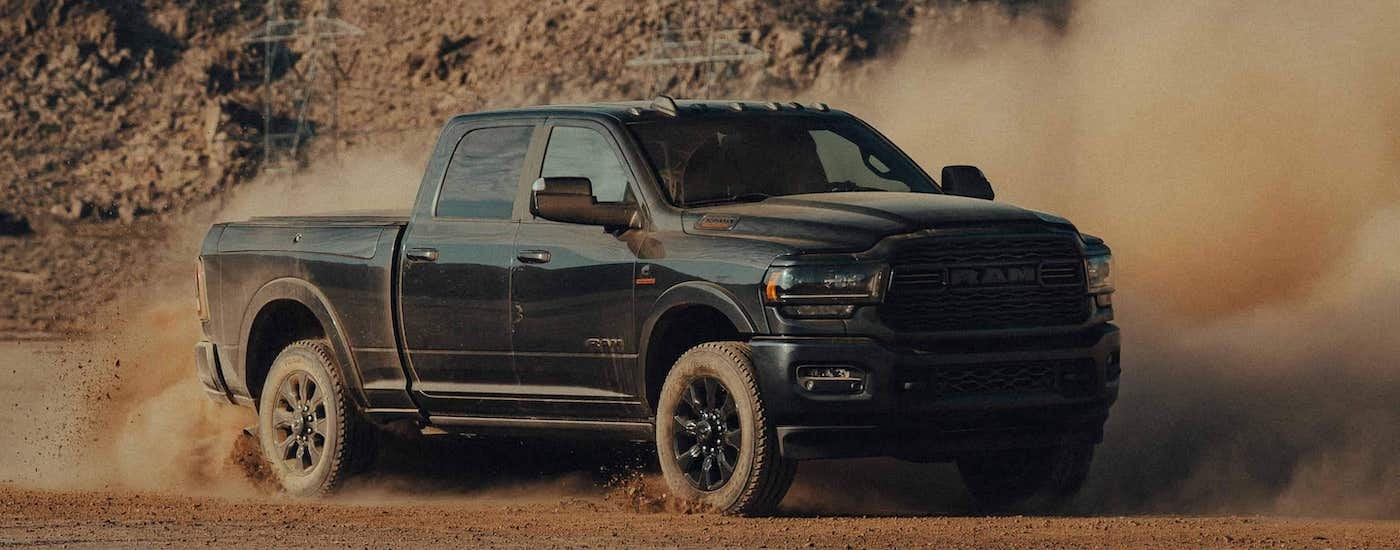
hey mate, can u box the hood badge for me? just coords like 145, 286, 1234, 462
695, 214, 739, 231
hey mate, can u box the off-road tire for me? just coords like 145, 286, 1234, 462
256, 339, 372, 497
655, 342, 796, 516
957, 442, 1094, 515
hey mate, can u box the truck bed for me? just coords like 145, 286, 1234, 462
201, 211, 413, 410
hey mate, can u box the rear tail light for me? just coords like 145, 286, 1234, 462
196, 258, 210, 321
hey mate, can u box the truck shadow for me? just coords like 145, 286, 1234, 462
322, 426, 993, 517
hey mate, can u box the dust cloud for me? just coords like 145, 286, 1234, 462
1, 148, 430, 495
800, 0, 1400, 518
10, 0, 1398, 518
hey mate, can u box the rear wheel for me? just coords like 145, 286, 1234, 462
655, 342, 795, 516
257, 339, 373, 497
957, 442, 1094, 514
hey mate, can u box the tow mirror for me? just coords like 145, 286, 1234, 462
531, 177, 640, 228
940, 165, 995, 200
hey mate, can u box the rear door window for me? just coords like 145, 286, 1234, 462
436, 126, 534, 219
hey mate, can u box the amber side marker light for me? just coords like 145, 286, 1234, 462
196, 258, 210, 321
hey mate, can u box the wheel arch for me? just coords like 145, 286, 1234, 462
638, 282, 757, 413
239, 277, 365, 410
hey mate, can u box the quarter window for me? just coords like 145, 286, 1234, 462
437, 126, 534, 219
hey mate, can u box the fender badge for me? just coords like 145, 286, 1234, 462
695, 214, 739, 230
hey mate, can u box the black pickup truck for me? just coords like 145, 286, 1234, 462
194, 97, 1118, 514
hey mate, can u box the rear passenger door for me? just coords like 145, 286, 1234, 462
510, 120, 643, 420
399, 122, 540, 416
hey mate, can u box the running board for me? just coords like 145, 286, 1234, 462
427, 415, 654, 440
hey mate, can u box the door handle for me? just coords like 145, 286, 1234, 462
406, 248, 439, 262
517, 249, 552, 264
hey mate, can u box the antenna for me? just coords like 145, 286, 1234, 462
651, 95, 680, 117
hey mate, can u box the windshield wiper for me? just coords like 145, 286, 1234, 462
683, 192, 772, 207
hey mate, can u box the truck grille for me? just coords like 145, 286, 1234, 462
901, 359, 1098, 398
880, 233, 1090, 331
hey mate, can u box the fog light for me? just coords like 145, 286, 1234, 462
796, 365, 867, 394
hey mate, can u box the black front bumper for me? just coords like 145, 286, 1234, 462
748, 324, 1120, 460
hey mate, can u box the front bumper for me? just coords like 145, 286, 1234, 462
748, 323, 1120, 460
194, 340, 236, 405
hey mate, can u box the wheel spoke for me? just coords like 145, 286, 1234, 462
675, 443, 702, 472
279, 382, 299, 410
685, 384, 705, 412
715, 386, 732, 414
311, 417, 329, 437
702, 378, 719, 408
305, 438, 321, 465
295, 373, 309, 403
701, 455, 716, 490
276, 433, 297, 458
673, 415, 698, 436
717, 448, 736, 478
723, 428, 742, 450
272, 408, 298, 429
304, 379, 317, 402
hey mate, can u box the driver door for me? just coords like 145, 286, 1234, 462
510, 120, 644, 420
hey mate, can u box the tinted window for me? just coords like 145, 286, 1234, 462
627, 117, 934, 207
809, 130, 908, 192
437, 126, 533, 218
541, 126, 631, 203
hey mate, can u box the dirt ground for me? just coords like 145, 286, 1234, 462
2, 485, 1398, 549
2, 340, 1398, 549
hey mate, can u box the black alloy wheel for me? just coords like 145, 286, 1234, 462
257, 339, 374, 497
671, 376, 743, 491
270, 370, 329, 474
655, 342, 795, 516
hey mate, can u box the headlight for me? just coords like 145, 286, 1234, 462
763, 264, 889, 305
1085, 254, 1113, 294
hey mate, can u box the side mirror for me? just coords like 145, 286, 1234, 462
940, 165, 995, 200
531, 177, 640, 228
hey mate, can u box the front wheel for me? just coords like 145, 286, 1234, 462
256, 339, 373, 497
655, 342, 796, 516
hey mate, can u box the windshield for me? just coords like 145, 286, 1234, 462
627, 115, 938, 207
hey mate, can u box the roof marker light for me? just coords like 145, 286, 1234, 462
651, 95, 679, 117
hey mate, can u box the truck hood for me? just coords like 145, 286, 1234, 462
681, 192, 1071, 252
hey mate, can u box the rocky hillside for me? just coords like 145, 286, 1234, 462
0, 0, 1065, 334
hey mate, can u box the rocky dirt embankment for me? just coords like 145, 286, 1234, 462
0, 0, 1064, 333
